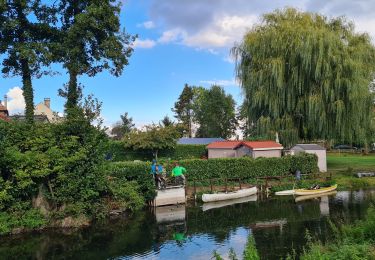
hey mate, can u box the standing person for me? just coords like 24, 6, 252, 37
171, 162, 187, 185
151, 159, 160, 189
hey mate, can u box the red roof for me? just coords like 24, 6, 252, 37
242, 141, 283, 149
207, 141, 242, 149
207, 140, 283, 150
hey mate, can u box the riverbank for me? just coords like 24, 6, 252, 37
0, 189, 373, 259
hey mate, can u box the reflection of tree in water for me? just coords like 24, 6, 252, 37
0, 190, 373, 259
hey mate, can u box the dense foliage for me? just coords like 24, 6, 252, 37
301, 206, 375, 259
172, 85, 238, 139
233, 8, 375, 148
194, 85, 238, 139
108, 141, 207, 161
0, 119, 147, 234
104, 161, 155, 201
0, 0, 52, 123
111, 112, 135, 140
172, 84, 195, 137
123, 125, 180, 159
108, 154, 318, 183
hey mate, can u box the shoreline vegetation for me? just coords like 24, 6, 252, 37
1, 123, 373, 237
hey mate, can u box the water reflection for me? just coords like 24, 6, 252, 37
0, 189, 373, 260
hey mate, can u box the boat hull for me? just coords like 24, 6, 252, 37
294, 185, 337, 196
295, 191, 337, 202
202, 195, 257, 211
275, 190, 295, 196
202, 187, 257, 203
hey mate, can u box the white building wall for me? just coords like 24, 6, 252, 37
252, 150, 282, 159
208, 149, 236, 158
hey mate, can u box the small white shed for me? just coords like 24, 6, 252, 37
290, 144, 327, 172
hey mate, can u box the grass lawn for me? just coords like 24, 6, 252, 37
327, 152, 375, 172
327, 152, 375, 190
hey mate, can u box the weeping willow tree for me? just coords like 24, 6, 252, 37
233, 8, 375, 148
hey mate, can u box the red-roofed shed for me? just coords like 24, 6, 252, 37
207, 140, 283, 159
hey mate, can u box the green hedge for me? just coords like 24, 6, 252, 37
105, 154, 318, 190
104, 161, 155, 201
159, 145, 207, 160
107, 140, 207, 161
177, 154, 318, 180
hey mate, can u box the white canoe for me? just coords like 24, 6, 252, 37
202, 195, 257, 211
294, 185, 338, 196
275, 190, 295, 196
202, 187, 258, 203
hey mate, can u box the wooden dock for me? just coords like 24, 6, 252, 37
152, 186, 186, 207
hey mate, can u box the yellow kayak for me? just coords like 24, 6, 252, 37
295, 184, 337, 196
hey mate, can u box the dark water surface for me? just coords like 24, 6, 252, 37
1, 189, 374, 260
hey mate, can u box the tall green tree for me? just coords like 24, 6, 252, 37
0, 0, 53, 123
160, 115, 174, 127
123, 125, 180, 160
172, 84, 194, 137
233, 8, 375, 147
194, 85, 237, 139
55, 0, 135, 118
111, 112, 135, 140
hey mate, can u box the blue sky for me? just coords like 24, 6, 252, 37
1, 0, 375, 127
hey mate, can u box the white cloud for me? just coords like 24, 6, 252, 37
158, 29, 185, 43
149, 0, 375, 50
137, 20, 155, 29
200, 78, 238, 87
157, 15, 257, 49
6, 87, 25, 114
133, 38, 157, 49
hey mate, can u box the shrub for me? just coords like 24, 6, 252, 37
104, 161, 156, 201
178, 154, 317, 180
107, 141, 207, 162
106, 154, 318, 186
0, 209, 46, 235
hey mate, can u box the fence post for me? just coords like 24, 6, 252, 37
193, 180, 196, 195
239, 178, 242, 190
210, 179, 213, 193
225, 178, 228, 193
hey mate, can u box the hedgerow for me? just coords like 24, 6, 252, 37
106, 153, 318, 184
107, 140, 207, 161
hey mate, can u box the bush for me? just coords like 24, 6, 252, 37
178, 154, 317, 180
106, 154, 318, 186
159, 145, 207, 160
104, 161, 156, 201
0, 209, 46, 235
107, 141, 207, 162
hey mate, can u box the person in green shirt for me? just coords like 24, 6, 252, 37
171, 163, 186, 185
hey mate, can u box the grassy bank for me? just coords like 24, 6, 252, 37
327, 152, 375, 172
300, 205, 375, 259
327, 153, 375, 190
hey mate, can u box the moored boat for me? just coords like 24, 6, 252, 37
275, 190, 295, 196
202, 187, 258, 203
202, 195, 257, 211
295, 191, 337, 202
294, 184, 337, 196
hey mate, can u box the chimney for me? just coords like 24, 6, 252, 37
3, 95, 7, 109
44, 98, 50, 108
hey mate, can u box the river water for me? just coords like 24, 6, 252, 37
1, 189, 374, 260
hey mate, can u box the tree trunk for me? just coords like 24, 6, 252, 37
21, 58, 34, 124
66, 68, 79, 118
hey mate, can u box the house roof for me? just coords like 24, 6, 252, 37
178, 137, 225, 145
242, 141, 283, 150
207, 141, 242, 149
292, 144, 326, 151
207, 140, 283, 150
9, 114, 50, 123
